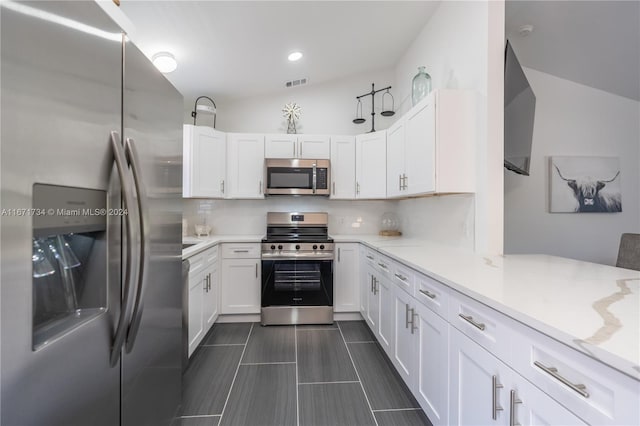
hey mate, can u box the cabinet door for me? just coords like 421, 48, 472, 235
377, 275, 394, 356
362, 266, 377, 329
386, 120, 406, 198
203, 262, 219, 330
298, 135, 330, 159
265, 134, 297, 159
221, 259, 261, 314
415, 302, 449, 426
227, 133, 265, 198
355, 131, 386, 199
330, 136, 356, 199
359, 248, 369, 317
510, 372, 587, 426
188, 271, 205, 357
449, 327, 509, 426
334, 244, 360, 312
392, 285, 416, 387
183, 125, 226, 198
405, 96, 436, 195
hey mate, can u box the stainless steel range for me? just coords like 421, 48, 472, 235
261, 212, 334, 325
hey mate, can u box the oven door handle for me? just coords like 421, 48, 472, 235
312, 163, 317, 194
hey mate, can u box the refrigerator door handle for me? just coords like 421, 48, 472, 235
109, 131, 140, 367
124, 137, 150, 353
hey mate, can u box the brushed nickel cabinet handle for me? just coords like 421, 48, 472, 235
371, 275, 374, 293
233, 249, 250, 253
492, 375, 504, 420
293, 143, 296, 157
299, 141, 303, 157
377, 262, 388, 270
259, 180, 262, 194
356, 182, 360, 195
221, 180, 225, 194
255, 263, 258, 278
459, 313, 486, 331
338, 248, 341, 262
509, 390, 522, 426
405, 303, 411, 329
394, 273, 407, 281
419, 289, 436, 299
366, 255, 374, 260
373, 277, 378, 295
410, 309, 417, 334
399, 174, 402, 191
332, 182, 336, 195
533, 361, 589, 398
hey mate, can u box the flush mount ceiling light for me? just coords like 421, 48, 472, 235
152, 52, 177, 73
288, 51, 303, 62
518, 24, 534, 37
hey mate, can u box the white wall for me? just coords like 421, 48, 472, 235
186, 67, 397, 135
183, 198, 397, 237
504, 67, 640, 265
392, 0, 503, 253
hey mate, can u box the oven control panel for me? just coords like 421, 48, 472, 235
261, 242, 334, 259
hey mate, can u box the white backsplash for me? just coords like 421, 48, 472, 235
396, 194, 475, 250
183, 194, 475, 251
183, 198, 397, 237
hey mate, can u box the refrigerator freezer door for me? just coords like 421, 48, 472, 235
1, 2, 123, 425
120, 41, 184, 426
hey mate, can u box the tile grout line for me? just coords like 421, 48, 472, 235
201, 343, 246, 347
240, 361, 296, 365
372, 408, 423, 412
298, 380, 360, 385
336, 321, 380, 426
345, 340, 376, 344
179, 414, 221, 418
218, 322, 254, 425
294, 324, 300, 426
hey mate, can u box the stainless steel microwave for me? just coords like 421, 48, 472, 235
264, 159, 330, 196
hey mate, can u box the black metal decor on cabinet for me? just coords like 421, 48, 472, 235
353, 83, 394, 133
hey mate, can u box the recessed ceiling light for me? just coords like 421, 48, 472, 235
288, 51, 303, 62
518, 24, 534, 37
152, 52, 177, 73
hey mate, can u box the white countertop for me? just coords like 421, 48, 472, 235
184, 234, 640, 379
182, 235, 263, 259
332, 234, 640, 381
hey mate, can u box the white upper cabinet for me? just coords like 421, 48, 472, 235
298, 135, 330, 159
355, 130, 386, 199
265, 134, 330, 159
330, 136, 356, 199
264, 134, 297, 159
183, 125, 226, 198
387, 90, 476, 197
385, 120, 406, 198
226, 133, 265, 199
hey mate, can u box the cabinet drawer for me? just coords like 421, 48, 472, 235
187, 253, 205, 276
221, 243, 260, 259
390, 261, 415, 296
414, 273, 449, 319
362, 248, 377, 266
448, 290, 512, 362
510, 322, 640, 426
374, 254, 393, 278
203, 245, 218, 264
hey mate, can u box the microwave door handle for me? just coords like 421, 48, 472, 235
312, 163, 317, 194
109, 131, 140, 367
123, 137, 150, 354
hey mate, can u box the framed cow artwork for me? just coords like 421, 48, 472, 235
550, 156, 622, 213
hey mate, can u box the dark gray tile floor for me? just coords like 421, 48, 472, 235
177, 321, 432, 426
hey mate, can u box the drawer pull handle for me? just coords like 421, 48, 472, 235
377, 262, 388, 269
533, 361, 589, 398
366, 255, 374, 260
405, 303, 411, 329
233, 249, 250, 253
492, 375, 504, 420
394, 273, 407, 281
459, 314, 486, 331
509, 390, 522, 426
419, 289, 436, 299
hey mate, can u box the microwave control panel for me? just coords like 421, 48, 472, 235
317, 169, 328, 189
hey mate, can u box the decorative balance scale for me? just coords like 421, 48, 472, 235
352, 83, 395, 133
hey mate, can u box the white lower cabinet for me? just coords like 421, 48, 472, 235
366, 265, 379, 331
392, 284, 416, 386
187, 246, 219, 357
221, 243, 261, 314
376, 274, 394, 355
414, 301, 449, 426
187, 271, 204, 357
450, 326, 587, 426
333, 243, 360, 312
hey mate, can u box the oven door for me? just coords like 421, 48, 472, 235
261, 259, 333, 307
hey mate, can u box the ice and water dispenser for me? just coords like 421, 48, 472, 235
32, 184, 108, 350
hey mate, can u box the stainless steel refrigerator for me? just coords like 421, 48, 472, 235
1, 2, 183, 425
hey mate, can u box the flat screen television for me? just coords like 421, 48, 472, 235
504, 40, 536, 175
